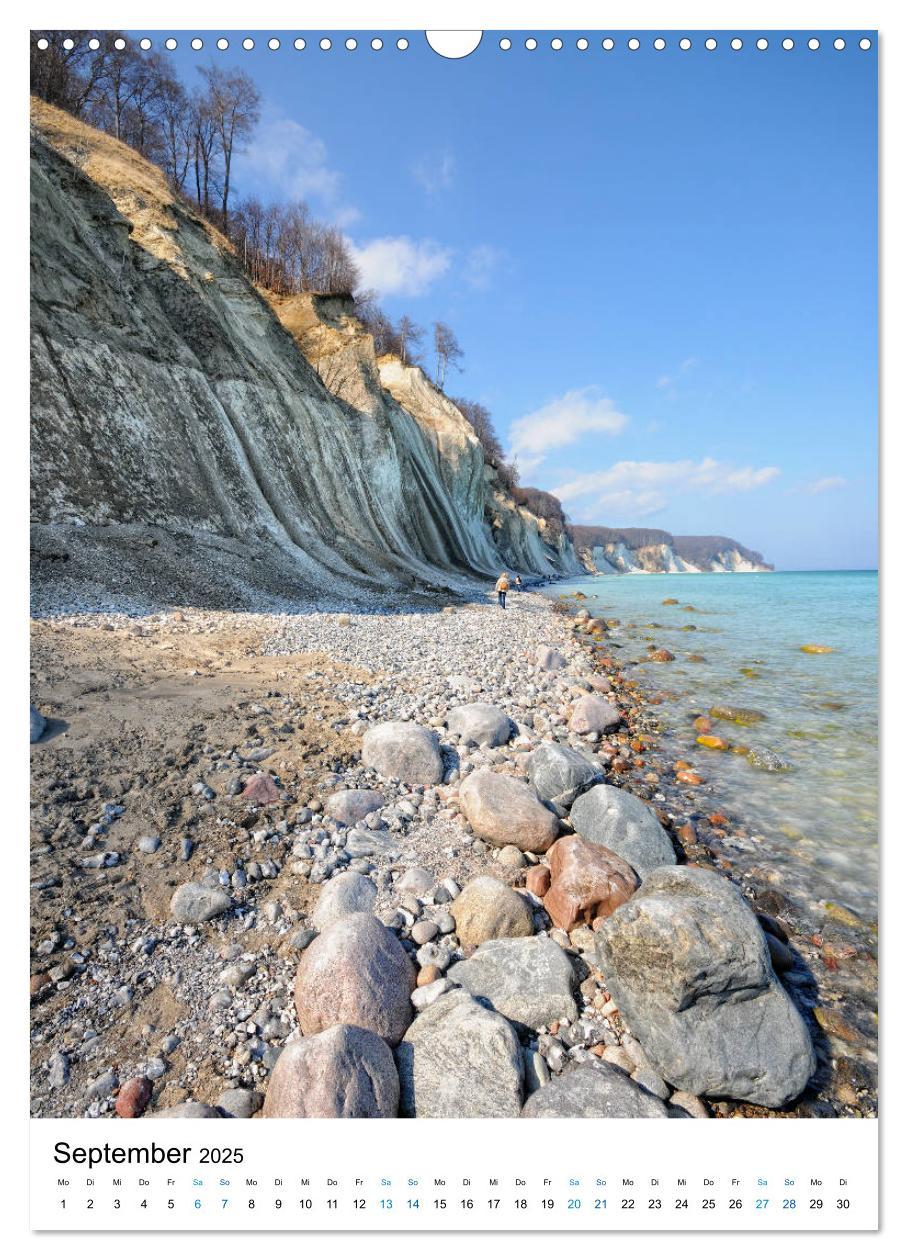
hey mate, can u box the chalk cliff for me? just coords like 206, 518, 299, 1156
572, 527, 773, 575
29, 99, 581, 611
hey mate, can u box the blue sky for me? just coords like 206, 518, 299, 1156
162, 31, 878, 570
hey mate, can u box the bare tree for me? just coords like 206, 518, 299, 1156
190, 89, 219, 216
433, 320, 464, 390
156, 70, 192, 191
395, 316, 424, 365
31, 30, 114, 116
198, 65, 260, 224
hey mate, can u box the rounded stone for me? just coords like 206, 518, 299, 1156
263, 1026, 399, 1118
451, 876, 534, 948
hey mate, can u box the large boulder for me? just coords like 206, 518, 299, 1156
325, 788, 385, 825
569, 784, 676, 877
522, 1064, 669, 1118
543, 834, 638, 932
30, 706, 46, 743
396, 991, 524, 1117
262, 1026, 399, 1118
362, 721, 443, 785
169, 882, 233, 924
595, 866, 816, 1107
446, 703, 512, 748
294, 912, 415, 1046
311, 871, 377, 930
528, 741, 604, 812
451, 876, 534, 947
569, 694, 621, 736
459, 768, 558, 853
448, 935, 577, 1030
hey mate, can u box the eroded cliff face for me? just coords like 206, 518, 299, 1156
29, 99, 580, 609
577, 540, 772, 575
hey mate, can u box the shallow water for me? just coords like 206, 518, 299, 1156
547, 570, 879, 919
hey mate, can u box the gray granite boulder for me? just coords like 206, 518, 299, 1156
535, 645, 567, 671
362, 721, 443, 785
169, 882, 233, 924
451, 875, 534, 947
595, 866, 816, 1108
528, 741, 605, 812
263, 1026, 399, 1117
216, 1088, 263, 1118
459, 768, 559, 853
311, 871, 377, 930
569, 694, 621, 736
294, 912, 415, 1046
149, 1102, 222, 1118
396, 991, 524, 1117
446, 702, 512, 748
448, 935, 578, 1030
569, 784, 676, 876
325, 788, 385, 825
521, 1063, 669, 1117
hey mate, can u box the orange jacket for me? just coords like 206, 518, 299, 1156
496, 575, 510, 592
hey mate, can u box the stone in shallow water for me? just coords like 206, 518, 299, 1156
448, 935, 578, 1030
362, 721, 444, 785
451, 876, 534, 948
293, 912, 415, 1046
446, 702, 512, 748
595, 866, 816, 1108
528, 741, 604, 812
459, 768, 558, 853
396, 991, 524, 1117
569, 784, 676, 877
521, 1063, 669, 1118
543, 833, 638, 932
311, 871, 377, 930
263, 1026, 399, 1118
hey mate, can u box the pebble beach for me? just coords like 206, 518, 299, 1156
29, 586, 878, 1121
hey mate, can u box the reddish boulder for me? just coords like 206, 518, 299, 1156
116, 1076, 153, 1118
543, 835, 638, 932
241, 773, 281, 805
525, 865, 552, 898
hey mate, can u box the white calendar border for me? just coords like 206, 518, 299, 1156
4, 0, 901, 1252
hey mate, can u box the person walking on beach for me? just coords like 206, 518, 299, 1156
513, 574, 523, 592
496, 572, 510, 610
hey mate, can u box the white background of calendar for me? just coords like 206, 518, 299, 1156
4, 0, 902, 1253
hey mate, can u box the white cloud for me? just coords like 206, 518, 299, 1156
235, 109, 355, 222
657, 356, 700, 392
346, 236, 453, 297
464, 244, 505, 290
804, 475, 848, 495
412, 151, 456, 196
552, 458, 781, 517
508, 388, 629, 462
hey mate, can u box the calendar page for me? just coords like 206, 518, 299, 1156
26, 7, 880, 1239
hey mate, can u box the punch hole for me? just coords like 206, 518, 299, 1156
191, 38, 203, 51
859, 38, 872, 50
525, 38, 538, 50
654, 38, 666, 51
269, 38, 281, 51
320, 38, 331, 51
679, 38, 692, 50
218, 38, 229, 50
295, 38, 306, 50
499, 38, 511, 50
242, 38, 254, 50
705, 37, 717, 51
425, 31, 482, 58
165, 38, 177, 51
397, 38, 409, 50
551, 38, 563, 51
808, 38, 820, 50
602, 38, 615, 51
90, 38, 102, 50
371, 38, 383, 50
576, 38, 589, 50
628, 38, 640, 51
834, 38, 846, 50
757, 38, 769, 51
782, 38, 795, 50
731, 38, 743, 51
346, 38, 357, 50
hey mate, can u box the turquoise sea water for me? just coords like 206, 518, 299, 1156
547, 570, 879, 919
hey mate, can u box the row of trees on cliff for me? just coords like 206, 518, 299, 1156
31, 32, 569, 530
